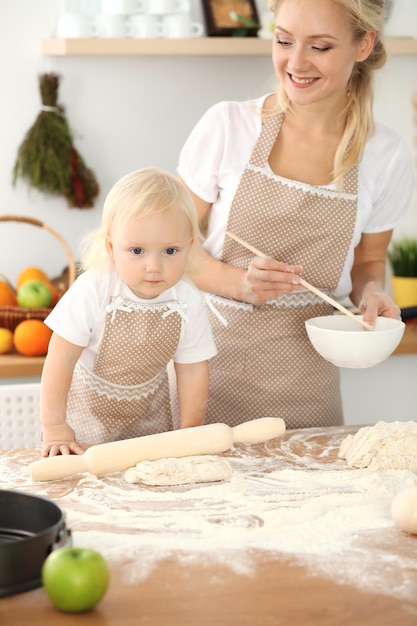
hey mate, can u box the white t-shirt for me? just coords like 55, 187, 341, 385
178, 96, 414, 299
45, 267, 217, 371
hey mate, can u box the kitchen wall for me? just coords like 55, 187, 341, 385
1, 0, 416, 424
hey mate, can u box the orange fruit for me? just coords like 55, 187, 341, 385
0, 280, 17, 306
16, 267, 50, 289
47, 281, 59, 307
13, 319, 52, 356
0, 328, 14, 354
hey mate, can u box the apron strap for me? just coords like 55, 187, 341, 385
249, 110, 359, 195
249, 112, 283, 168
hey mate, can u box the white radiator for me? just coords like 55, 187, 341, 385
0, 383, 41, 449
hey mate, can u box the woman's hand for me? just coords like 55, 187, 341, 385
241, 256, 304, 305
351, 231, 401, 327
41, 423, 84, 457
178, 180, 304, 305
358, 285, 402, 327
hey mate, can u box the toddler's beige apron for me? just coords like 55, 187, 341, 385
67, 294, 185, 444
206, 112, 358, 429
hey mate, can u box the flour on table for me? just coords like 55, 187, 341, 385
339, 420, 417, 470
1, 428, 416, 603
124, 455, 233, 486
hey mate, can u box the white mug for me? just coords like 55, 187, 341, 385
80, 0, 101, 13
98, 13, 128, 37
128, 14, 166, 38
100, 0, 145, 14
56, 13, 100, 37
59, 0, 81, 13
144, 0, 190, 15
163, 14, 203, 38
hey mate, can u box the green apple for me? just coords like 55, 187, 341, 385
41, 547, 110, 613
17, 280, 52, 308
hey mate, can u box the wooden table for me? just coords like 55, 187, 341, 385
0, 426, 416, 625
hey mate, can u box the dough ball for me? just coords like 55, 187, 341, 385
391, 485, 417, 534
124, 455, 233, 486
338, 421, 417, 471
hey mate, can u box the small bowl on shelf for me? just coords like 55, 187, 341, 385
305, 314, 405, 368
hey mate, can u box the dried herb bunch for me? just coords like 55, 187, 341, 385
13, 73, 99, 209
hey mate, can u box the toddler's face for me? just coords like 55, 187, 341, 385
107, 210, 193, 299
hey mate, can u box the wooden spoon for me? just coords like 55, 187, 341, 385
226, 230, 373, 331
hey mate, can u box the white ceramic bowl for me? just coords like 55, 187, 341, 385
305, 315, 405, 368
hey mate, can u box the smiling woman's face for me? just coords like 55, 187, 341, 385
272, 0, 373, 110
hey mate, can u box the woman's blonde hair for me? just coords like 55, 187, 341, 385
80, 167, 203, 270
268, 0, 387, 187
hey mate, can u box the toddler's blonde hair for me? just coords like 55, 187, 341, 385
80, 167, 203, 271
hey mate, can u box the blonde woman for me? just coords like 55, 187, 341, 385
41, 168, 216, 457
178, 0, 414, 429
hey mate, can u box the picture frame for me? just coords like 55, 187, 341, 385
202, 0, 260, 37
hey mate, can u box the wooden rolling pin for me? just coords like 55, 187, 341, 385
29, 417, 285, 482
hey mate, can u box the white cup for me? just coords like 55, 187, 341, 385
100, 0, 145, 14
80, 0, 101, 13
59, 0, 81, 13
163, 14, 203, 38
128, 14, 166, 38
57, 13, 100, 37
98, 13, 128, 37
144, 0, 190, 15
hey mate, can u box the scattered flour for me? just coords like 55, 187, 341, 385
1, 427, 416, 601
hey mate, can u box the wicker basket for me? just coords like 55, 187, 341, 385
0, 215, 76, 331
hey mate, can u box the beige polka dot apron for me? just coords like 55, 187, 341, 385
67, 292, 185, 444
205, 112, 358, 429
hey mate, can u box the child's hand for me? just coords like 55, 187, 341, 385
41, 423, 84, 457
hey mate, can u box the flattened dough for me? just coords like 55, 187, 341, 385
339, 420, 417, 471
124, 455, 233, 486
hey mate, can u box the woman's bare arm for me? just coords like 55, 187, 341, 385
351, 230, 401, 324
180, 177, 303, 305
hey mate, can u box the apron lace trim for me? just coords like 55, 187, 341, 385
75, 360, 167, 402
267, 290, 329, 308
205, 290, 329, 326
106, 295, 189, 323
246, 164, 357, 201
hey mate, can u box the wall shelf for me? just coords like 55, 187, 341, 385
41, 37, 417, 56
0, 353, 45, 378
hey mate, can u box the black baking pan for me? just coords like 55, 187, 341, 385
401, 306, 417, 321
0, 490, 71, 597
